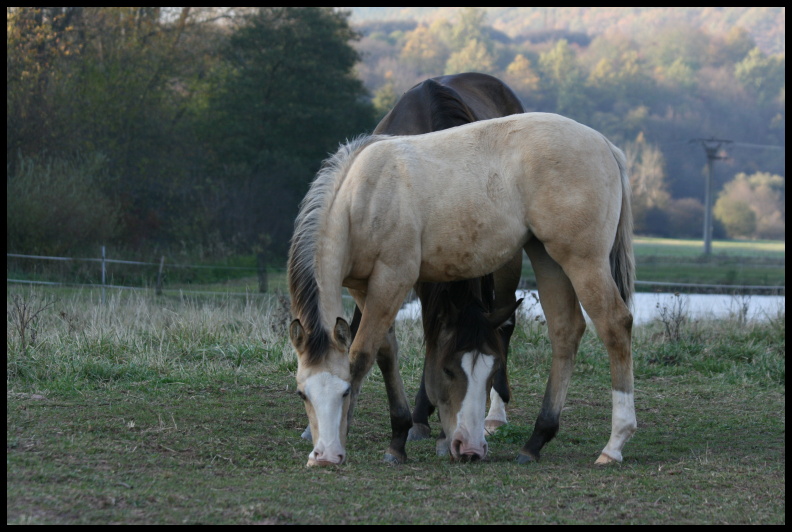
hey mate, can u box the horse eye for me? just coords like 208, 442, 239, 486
342, 387, 351, 398
443, 368, 454, 378
296, 390, 307, 401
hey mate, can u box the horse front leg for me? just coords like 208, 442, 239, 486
486, 252, 522, 434
408, 367, 435, 441
486, 311, 516, 434
348, 279, 414, 464
375, 324, 414, 463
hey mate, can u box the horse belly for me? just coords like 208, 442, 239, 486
418, 217, 528, 282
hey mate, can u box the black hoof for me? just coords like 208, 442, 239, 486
407, 423, 431, 441
517, 451, 539, 464
383, 452, 404, 465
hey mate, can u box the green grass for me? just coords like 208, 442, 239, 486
6, 285, 785, 524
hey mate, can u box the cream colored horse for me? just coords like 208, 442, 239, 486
288, 112, 636, 466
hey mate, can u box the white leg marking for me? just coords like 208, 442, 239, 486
485, 387, 508, 428
599, 389, 637, 463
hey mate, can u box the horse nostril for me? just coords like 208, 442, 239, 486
451, 438, 463, 457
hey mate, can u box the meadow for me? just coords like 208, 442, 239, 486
6, 271, 785, 524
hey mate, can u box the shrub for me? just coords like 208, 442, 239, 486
7, 153, 119, 256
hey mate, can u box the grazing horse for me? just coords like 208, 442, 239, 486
418, 279, 523, 460
288, 112, 636, 467
299, 72, 526, 454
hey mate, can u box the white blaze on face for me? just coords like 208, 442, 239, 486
453, 351, 495, 457
303, 372, 349, 465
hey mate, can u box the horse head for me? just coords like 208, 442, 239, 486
290, 317, 353, 466
424, 295, 523, 461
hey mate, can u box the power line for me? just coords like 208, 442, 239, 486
729, 141, 785, 151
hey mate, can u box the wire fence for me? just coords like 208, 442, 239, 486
7, 248, 272, 303
7, 248, 785, 303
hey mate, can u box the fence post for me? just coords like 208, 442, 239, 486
156, 256, 165, 295
101, 245, 106, 305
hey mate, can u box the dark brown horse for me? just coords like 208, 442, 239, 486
417, 279, 523, 459
299, 72, 526, 459
373, 73, 525, 450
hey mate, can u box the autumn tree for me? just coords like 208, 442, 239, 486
538, 39, 590, 119
624, 135, 671, 235
504, 53, 541, 95
400, 24, 449, 75
735, 48, 786, 105
714, 172, 785, 239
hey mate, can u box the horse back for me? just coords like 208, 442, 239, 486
374, 72, 524, 136
438, 72, 525, 119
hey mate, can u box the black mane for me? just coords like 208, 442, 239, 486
423, 79, 477, 130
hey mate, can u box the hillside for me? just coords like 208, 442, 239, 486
346, 7, 785, 56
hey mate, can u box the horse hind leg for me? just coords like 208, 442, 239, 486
563, 256, 636, 465
518, 240, 587, 464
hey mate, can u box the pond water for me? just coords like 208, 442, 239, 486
396, 290, 785, 326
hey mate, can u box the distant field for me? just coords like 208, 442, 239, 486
7, 237, 785, 296
633, 237, 785, 259
522, 237, 785, 293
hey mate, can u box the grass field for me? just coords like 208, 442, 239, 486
6, 280, 785, 524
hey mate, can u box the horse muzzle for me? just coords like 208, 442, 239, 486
307, 446, 346, 467
450, 434, 488, 462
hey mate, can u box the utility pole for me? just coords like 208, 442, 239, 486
690, 137, 732, 256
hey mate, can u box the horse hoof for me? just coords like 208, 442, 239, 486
407, 423, 431, 441
436, 441, 450, 457
301, 426, 312, 440
595, 451, 621, 465
516, 451, 538, 464
485, 419, 506, 434
383, 452, 404, 465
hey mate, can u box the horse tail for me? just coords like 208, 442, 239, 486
608, 141, 635, 307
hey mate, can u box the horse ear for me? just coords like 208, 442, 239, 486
289, 319, 307, 350
334, 317, 352, 349
487, 298, 523, 329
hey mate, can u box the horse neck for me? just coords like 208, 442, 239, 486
314, 213, 350, 332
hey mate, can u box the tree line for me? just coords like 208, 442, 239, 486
355, 7, 785, 241
6, 7, 785, 265
7, 7, 376, 262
